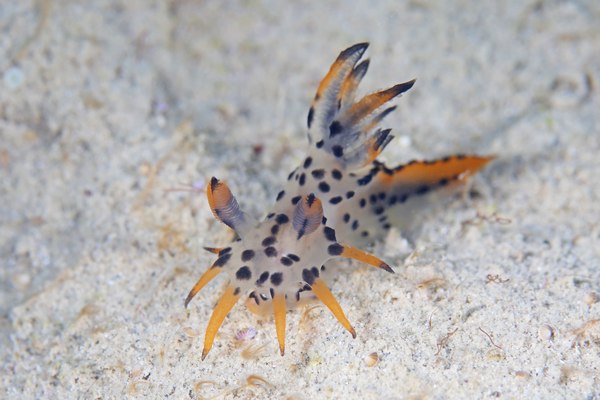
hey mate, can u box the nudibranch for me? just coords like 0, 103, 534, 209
185, 43, 493, 359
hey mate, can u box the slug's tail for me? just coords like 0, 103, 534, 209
307, 42, 415, 169
370, 155, 495, 235
336, 154, 494, 245
376, 155, 494, 190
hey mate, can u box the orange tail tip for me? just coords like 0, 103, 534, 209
311, 278, 356, 338
272, 293, 287, 356
201, 285, 241, 361
184, 266, 222, 308
340, 245, 395, 273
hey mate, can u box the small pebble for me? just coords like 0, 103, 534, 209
515, 370, 531, 380
364, 352, 379, 367
538, 324, 554, 341
182, 327, 200, 337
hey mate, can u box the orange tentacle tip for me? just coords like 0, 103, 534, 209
341, 245, 395, 273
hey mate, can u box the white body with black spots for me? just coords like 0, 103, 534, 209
185, 43, 493, 359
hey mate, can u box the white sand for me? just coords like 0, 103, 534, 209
1, 1, 599, 398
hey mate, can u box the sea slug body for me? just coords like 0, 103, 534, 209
185, 43, 493, 359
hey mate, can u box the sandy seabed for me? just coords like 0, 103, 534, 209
1, 1, 599, 399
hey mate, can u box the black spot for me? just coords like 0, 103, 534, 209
316, 140, 324, 149
357, 174, 372, 186
276, 190, 285, 201
280, 256, 293, 266
241, 249, 255, 261
262, 236, 276, 246
329, 121, 343, 137
346, 191, 355, 199
271, 224, 280, 235
399, 194, 409, 203
219, 247, 232, 255
378, 192, 386, 200
307, 107, 314, 128
331, 169, 342, 180
276, 214, 289, 224
379, 215, 388, 222
291, 195, 301, 205
210, 177, 219, 191
270, 288, 275, 298
295, 291, 301, 301
374, 206, 385, 215
270, 272, 283, 286
306, 193, 316, 206
213, 253, 231, 267
329, 196, 343, 205
343, 213, 350, 223
361, 231, 369, 237
264, 246, 277, 257
288, 254, 300, 262
318, 181, 330, 193
359, 198, 366, 208
311, 266, 320, 277
267, 212, 275, 219
388, 195, 397, 205
302, 268, 316, 285
442, 156, 451, 162
321, 265, 326, 271
383, 223, 391, 230
256, 271, 269, 286
328, 243, 344, 256
370, 194, 378, 204
311, 169, 325, 179
323, 227, 336, 241
439, 178, 449, 186
236, 266, 252, 280
287, 170, 295, 181
249, 291, 259, 305
332, 145, 344, 157
234, 287, 240, 296
299, 173, 306, 186
416, 185, 430, 195
303, 157, 313, 169
322, 216, 327, 224
353, 220, 361, 230
457, 154, 466, 160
